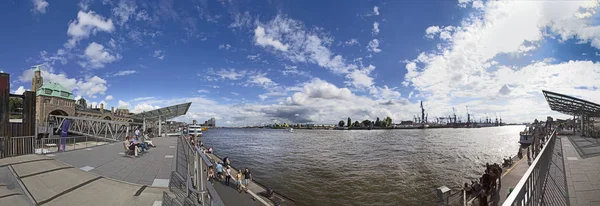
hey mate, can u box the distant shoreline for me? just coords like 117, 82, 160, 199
216, 124, 525, 130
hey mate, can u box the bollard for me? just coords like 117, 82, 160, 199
436, 186, 451, 206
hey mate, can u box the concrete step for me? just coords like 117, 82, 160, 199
0, 185, 22, 197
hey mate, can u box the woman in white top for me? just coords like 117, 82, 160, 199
225, 166, 232, 186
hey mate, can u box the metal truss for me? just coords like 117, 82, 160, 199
543, 90, 600, 117
48, 115, 142, 141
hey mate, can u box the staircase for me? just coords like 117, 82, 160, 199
0, 166, 33, 206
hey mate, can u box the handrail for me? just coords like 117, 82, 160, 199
502, 127, 558, 206
177, 135, 225, 206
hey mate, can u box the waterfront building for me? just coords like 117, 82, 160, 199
32, 65, 133, 126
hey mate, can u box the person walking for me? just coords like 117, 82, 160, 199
225, 166, 232, 186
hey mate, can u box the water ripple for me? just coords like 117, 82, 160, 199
201, 126, 524, 206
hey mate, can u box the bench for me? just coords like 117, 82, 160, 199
122, 142, 137, 156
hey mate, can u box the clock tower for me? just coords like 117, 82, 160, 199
31, 65, 43, 92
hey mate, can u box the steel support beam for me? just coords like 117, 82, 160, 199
159, 115, 162, 137
49, 115, 141, 141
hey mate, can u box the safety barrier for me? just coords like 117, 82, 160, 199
502, 128, 558, 206
163, 135, 224, 206
0, 136, 35, 158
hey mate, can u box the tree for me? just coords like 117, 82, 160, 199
362, 119, 372, 127
347, 117, 351, 127
338, 120, 345, 127
384, 116, 393, 127
375, 117, 381, 127
353, 121, 360, 128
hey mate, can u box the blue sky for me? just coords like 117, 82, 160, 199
2, 0, 600, 126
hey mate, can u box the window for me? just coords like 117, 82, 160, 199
44, 89, 52, 95
61, 92, 69, 97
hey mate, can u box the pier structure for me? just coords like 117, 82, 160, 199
438, 90, 600, 206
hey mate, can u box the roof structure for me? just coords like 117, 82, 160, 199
543, 90, 600, 117
36, 82, 74, 100
129, 102, 192, 121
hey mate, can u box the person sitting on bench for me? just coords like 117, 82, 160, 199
125, 136, 140, 156
129, 135, 146, 153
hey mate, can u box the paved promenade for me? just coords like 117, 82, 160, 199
0, 154, 165, 206
564, 134, 600, 206
498, 155, 530, 205
50, 136, 177, 186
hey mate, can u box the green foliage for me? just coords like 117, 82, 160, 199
353, 121, 359, 128
375, 117, 380, 127
347, 117, 351, 127
361, 119, 372, 127
384, 116, 393, 127
338, 120, 345, 127
8, 97, 23, 113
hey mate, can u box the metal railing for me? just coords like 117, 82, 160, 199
0, 136, 36, 158
36, 136, 113, 154
163, 135, 224, 206
502, 128, 558, 206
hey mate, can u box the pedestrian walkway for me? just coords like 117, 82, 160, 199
564, 134, 600, 206
0, 154, 165, 206
50, 135, 177, 186
203, 150, 295, 206
499, 155, 530, 205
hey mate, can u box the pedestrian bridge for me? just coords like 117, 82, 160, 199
45, 102, 192, 141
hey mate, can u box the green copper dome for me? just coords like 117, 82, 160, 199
36, 82, 74, 100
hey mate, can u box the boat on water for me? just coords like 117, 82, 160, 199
289, 128, 293, 132
519, 126, 534, 146
188, 124, 204, 137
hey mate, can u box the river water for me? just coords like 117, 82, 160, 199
200, 125, 525, 206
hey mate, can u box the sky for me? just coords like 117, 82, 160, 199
1, 0, 600, 126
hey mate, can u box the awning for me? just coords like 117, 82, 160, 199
543, 90, 600, 117
129, 102, 192, 121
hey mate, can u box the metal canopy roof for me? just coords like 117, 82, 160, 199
129, 102, 192, 121
543, 90, 600, 117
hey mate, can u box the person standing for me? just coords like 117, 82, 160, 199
135, 128, 140, 139
216, 162, 223, 181
207, 166, 214, 185
243, 168, 252, 191
236, 170, 243, 193
225, 166, 232, 186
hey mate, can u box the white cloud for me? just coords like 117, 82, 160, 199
18, 68, 108, 98
372, 22, 380, 35
118, 100, 130, 108
80, 42, 120, 68
14, 86, 27, 95
112, 0, 137, 26
198, 89, 210, 93
231, 92, 240, 96
367, 39, 381, 53
373, 6, 380, 16
66, 10, 115, 48
214, 68, 246, 80
246, 73, 277, 89
135, 10, 151, 21
131, 103, 160, 113
425, 26, 440, 39
113, 70, 137, 76
218, 44, 232, 50
254, 26, 289, 51
343, 39, 359, 46
153, 50, 165, 60
105, 95, 114, 100
404, 0, 600, 123
31, 0, 49, 14
253, 15, 376, 90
